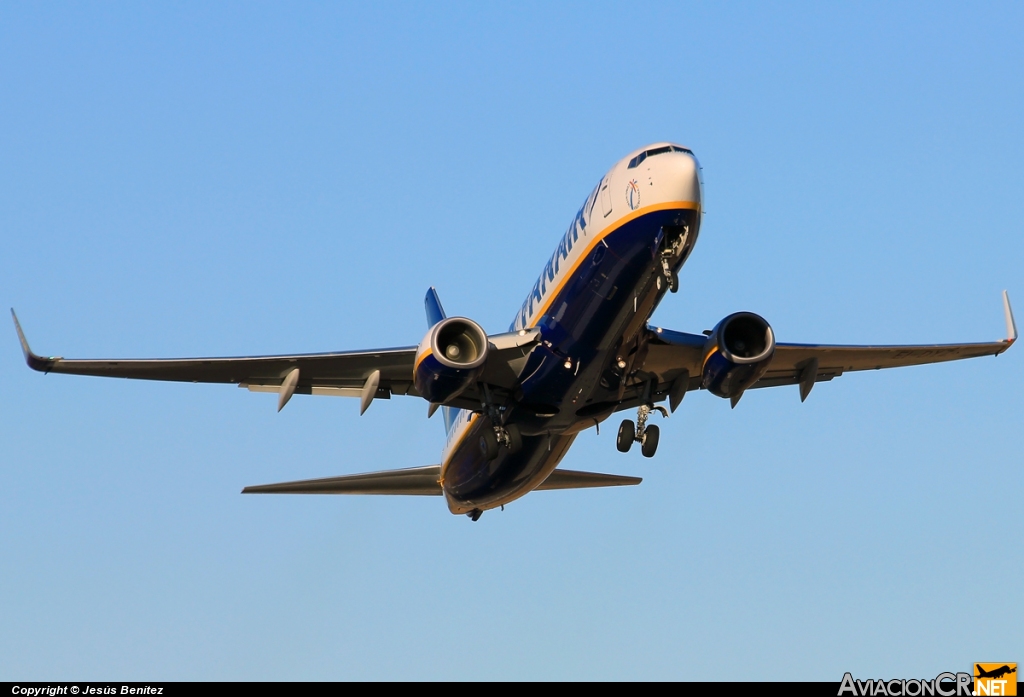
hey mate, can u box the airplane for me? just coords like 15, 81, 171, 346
12, 142, 1018, 521
975, 665, 1016, 680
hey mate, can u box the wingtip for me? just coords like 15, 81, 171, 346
10, 309, 57, 372
1002, 290, 1017, 343
11, 308, 30, 356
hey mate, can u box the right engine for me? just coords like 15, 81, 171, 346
413, 317, 489, 404
701, 312, 776, 399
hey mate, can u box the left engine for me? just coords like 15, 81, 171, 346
413, 317, 489, 404
701, 312, 776, 399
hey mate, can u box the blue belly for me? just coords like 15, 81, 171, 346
442, 206, 698, 509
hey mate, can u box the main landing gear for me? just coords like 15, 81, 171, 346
477, 383, 523, 461
616, 404, 668, 458
478, 422, 522, 460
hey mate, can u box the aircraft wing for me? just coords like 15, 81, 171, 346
759, 291, 1016, 397
755, 338, 1013, 391
12, 310, 420, 404
643, 292, 1016, 400
11, 310, 540, 411
242, 466, 640, 495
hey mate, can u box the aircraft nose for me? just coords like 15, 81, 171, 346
670, 152, 702, 206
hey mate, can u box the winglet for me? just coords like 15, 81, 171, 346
1003, 290, 1017, 343
10, 309, 57, 372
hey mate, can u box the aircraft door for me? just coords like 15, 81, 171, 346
600, 178, 613, 217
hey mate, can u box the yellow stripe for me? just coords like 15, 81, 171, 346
527, 200, 700, 327
437, 199, 700, 487
414, 347, 433, 372
440, 411, 479, 478
702, 345, 718, 371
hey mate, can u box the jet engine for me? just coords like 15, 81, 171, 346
701, 312, 776, 399
413, 317, 489, 404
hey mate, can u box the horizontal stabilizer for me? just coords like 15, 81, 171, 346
242, 465, 442, 496
242, 465, 641, 496
536, 468, 641, 490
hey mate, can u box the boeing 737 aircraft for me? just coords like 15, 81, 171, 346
13, 143, 1018, 520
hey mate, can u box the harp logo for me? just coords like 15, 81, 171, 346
974, 664, 1016, 696
626, 179, 641, 211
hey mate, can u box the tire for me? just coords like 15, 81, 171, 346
505, 424, 523, 455
641, 424, 660, 458
668, 271, 679, 293
479, 427, 499, 460
616, 419, 635, 453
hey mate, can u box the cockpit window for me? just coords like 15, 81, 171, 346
628, 145, 693, 168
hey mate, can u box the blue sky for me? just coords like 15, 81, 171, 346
2, 2, 1021, 680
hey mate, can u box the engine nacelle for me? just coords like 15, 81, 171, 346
701, 312, 776, 399
413, 317, 489, 404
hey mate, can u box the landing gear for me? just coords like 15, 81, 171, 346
479, 427, 499, 460
616, 419, 635, 452
476, 384, 524, 461
467, 509, 483, 522
659, 224, 688, 293
660, 255, 680, 293
641, 424, 660, 458
479, 421, 522, 461
616, 403, 668, 457
505, 424, 523, 454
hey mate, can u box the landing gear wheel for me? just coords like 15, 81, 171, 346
668, 270, 679, 293
616, 419, 635, 453
641, 424, 660, 458
467, 509, 483, 522
505, 424, 523, 455
479, 427, 499, 460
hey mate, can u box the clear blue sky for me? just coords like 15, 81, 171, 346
2, 2, 1021, 680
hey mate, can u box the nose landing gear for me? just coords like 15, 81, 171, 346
659, 256, 679, 293
616, 404, 668, 457
658, 224, 689, 293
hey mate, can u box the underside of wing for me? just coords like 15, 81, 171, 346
754, 337, 1014, 390
12, 309, 420, 399
757, 291, 1015, 393
536, 469, 642, 490
637, 292, 1016, 400
10, 311, 544, 410
242, 466, 443, 496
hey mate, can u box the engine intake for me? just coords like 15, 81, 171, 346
702, 312, 775, 399
414, 317, 489, 404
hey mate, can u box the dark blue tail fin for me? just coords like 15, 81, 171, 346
424, 287, 460, 434
425, 287, 446, 328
